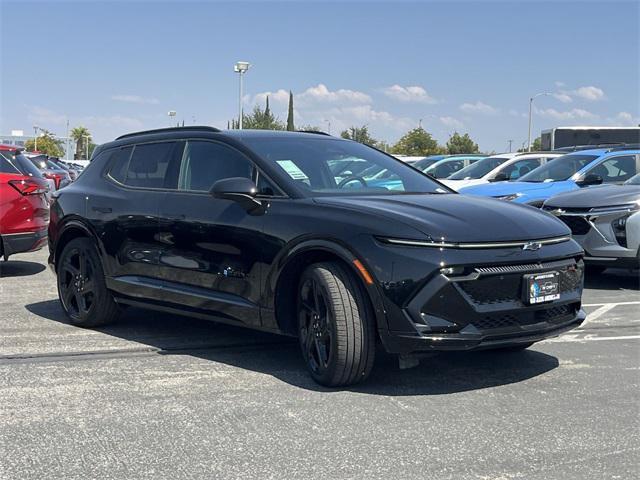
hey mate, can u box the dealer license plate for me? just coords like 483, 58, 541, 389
524, 271, 560, 304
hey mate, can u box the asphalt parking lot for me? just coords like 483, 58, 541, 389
1, 250, 638, 480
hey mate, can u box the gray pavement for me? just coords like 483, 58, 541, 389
1, 250, 639, 480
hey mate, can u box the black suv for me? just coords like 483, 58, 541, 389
49, 127, 585, 386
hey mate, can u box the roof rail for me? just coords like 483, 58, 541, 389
553, 143, 632, 153
296, 130, 332, 136
115, 126, 221, 140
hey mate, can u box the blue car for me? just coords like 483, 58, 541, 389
459, 147, 640, 207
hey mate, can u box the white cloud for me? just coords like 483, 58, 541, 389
382, 85, 437, 104
252, 89, 290, 106
298, 84, 371, 105
534, 107, 598, 121
571, 86, 605, 101
27, 106, 67, 126
439, 116, 464, 129
111, 94, 159, 105
459, 101, 499, 115
555, 81, 566, 88
607, 111, 639, 126
552, 92, 573, 103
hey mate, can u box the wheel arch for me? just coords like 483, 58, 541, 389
270, 239, 386, 336
52, 219, 102, 272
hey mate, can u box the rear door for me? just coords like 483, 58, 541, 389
156, 139, 273, 326
583, 154, 639, 184
91, 142, 183, 296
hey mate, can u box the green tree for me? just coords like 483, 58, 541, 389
70, 126, 92, 160
340, 125, 378, 146
391, 127, 443, 156
298, 124, 321, 132
446, 132, 480, 154
286, 91, 295, 131
24, 130, 64, 157
517, 137, 541, 152
238, 96, 286, 130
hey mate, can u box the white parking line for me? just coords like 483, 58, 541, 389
583, 301, 640, 307
548, 334, 640, 343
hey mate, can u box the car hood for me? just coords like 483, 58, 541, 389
459, 180, 571, 196
545, 184, 640, 209
314, 194, 569, 242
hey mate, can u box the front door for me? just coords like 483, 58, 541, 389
157, 139, 268, 326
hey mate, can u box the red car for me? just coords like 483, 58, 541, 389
0, 145, 50, 260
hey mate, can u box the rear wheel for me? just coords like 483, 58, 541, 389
297, 262, 375, 387
57, 238, 120, 327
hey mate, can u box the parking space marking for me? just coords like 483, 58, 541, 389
548, 334, 640, 343
584, 303, 618, 323
583, 301, 640, 307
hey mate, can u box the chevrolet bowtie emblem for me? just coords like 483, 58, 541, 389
523, 241, 542, 251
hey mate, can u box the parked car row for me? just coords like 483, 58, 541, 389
402, 146, 639, 271
3, 126, 637, 386
0, 145, 82, 259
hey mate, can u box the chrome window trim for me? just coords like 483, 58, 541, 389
379, 235, 571, 249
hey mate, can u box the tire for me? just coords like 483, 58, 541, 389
297, 262, 375, 387
57, 237, 120, 327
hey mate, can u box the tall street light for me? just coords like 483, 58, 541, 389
234, 61, 251, 129
528, 92, 551, 152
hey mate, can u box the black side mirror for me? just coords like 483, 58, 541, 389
576, 173, 603, 187
210, 177, 265, 214
490, 172, 509, 182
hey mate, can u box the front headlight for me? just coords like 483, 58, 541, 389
494, 193, 522, 201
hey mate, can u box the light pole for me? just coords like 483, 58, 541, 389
527, 92, 551, 152
33, 125, 39, 151
234, 61, 251, 129
82, 134, 91, 160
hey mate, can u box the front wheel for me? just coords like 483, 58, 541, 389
57, 237, 120, 327
297, 262, 375, 387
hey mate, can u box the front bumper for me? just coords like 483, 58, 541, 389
1, 229, 48, 259
379, 257, 585, 354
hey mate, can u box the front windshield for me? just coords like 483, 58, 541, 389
519, 154, 598, 182
243, 137, 449, 195
448, 157, 510, 180
625, 173, 640, 185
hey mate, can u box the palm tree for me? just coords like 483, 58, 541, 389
70, 126, 91, 160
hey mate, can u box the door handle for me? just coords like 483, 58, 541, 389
92, 206, 112, 213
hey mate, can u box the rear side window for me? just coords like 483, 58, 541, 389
178, 141, 253, 192
11, 154, 46, 178
108, 147, 133, 183
0, 153, 19, 173
123, 142, 183, 189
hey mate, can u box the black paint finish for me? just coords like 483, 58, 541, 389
48, 128, 585, 354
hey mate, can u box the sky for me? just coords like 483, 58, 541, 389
1, 0, 638, 152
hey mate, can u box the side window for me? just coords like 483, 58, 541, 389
107, 147, 133, 183
434, 160, 463, 178
125, 142, 183, 189
589, 155, 637, 183
504, 158, 542, 180
178, 141, 253, 192
256, 171, 283, 196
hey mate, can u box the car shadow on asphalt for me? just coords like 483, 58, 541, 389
584, 268, 639, 291
26, 299, 559, 396
0, 261, 46, 278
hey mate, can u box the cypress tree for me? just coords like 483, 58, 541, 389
286, 91, 295, 131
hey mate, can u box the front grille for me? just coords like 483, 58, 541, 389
472, 303, 577, 331
557, 215, 591, 235
457, 263, 583, 306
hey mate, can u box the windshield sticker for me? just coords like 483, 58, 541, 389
276, 160, 309, 181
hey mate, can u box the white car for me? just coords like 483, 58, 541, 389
441, 152, 562, 191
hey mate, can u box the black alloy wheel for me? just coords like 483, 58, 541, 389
297, 262, 375, 387
57, 238, 120, 327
